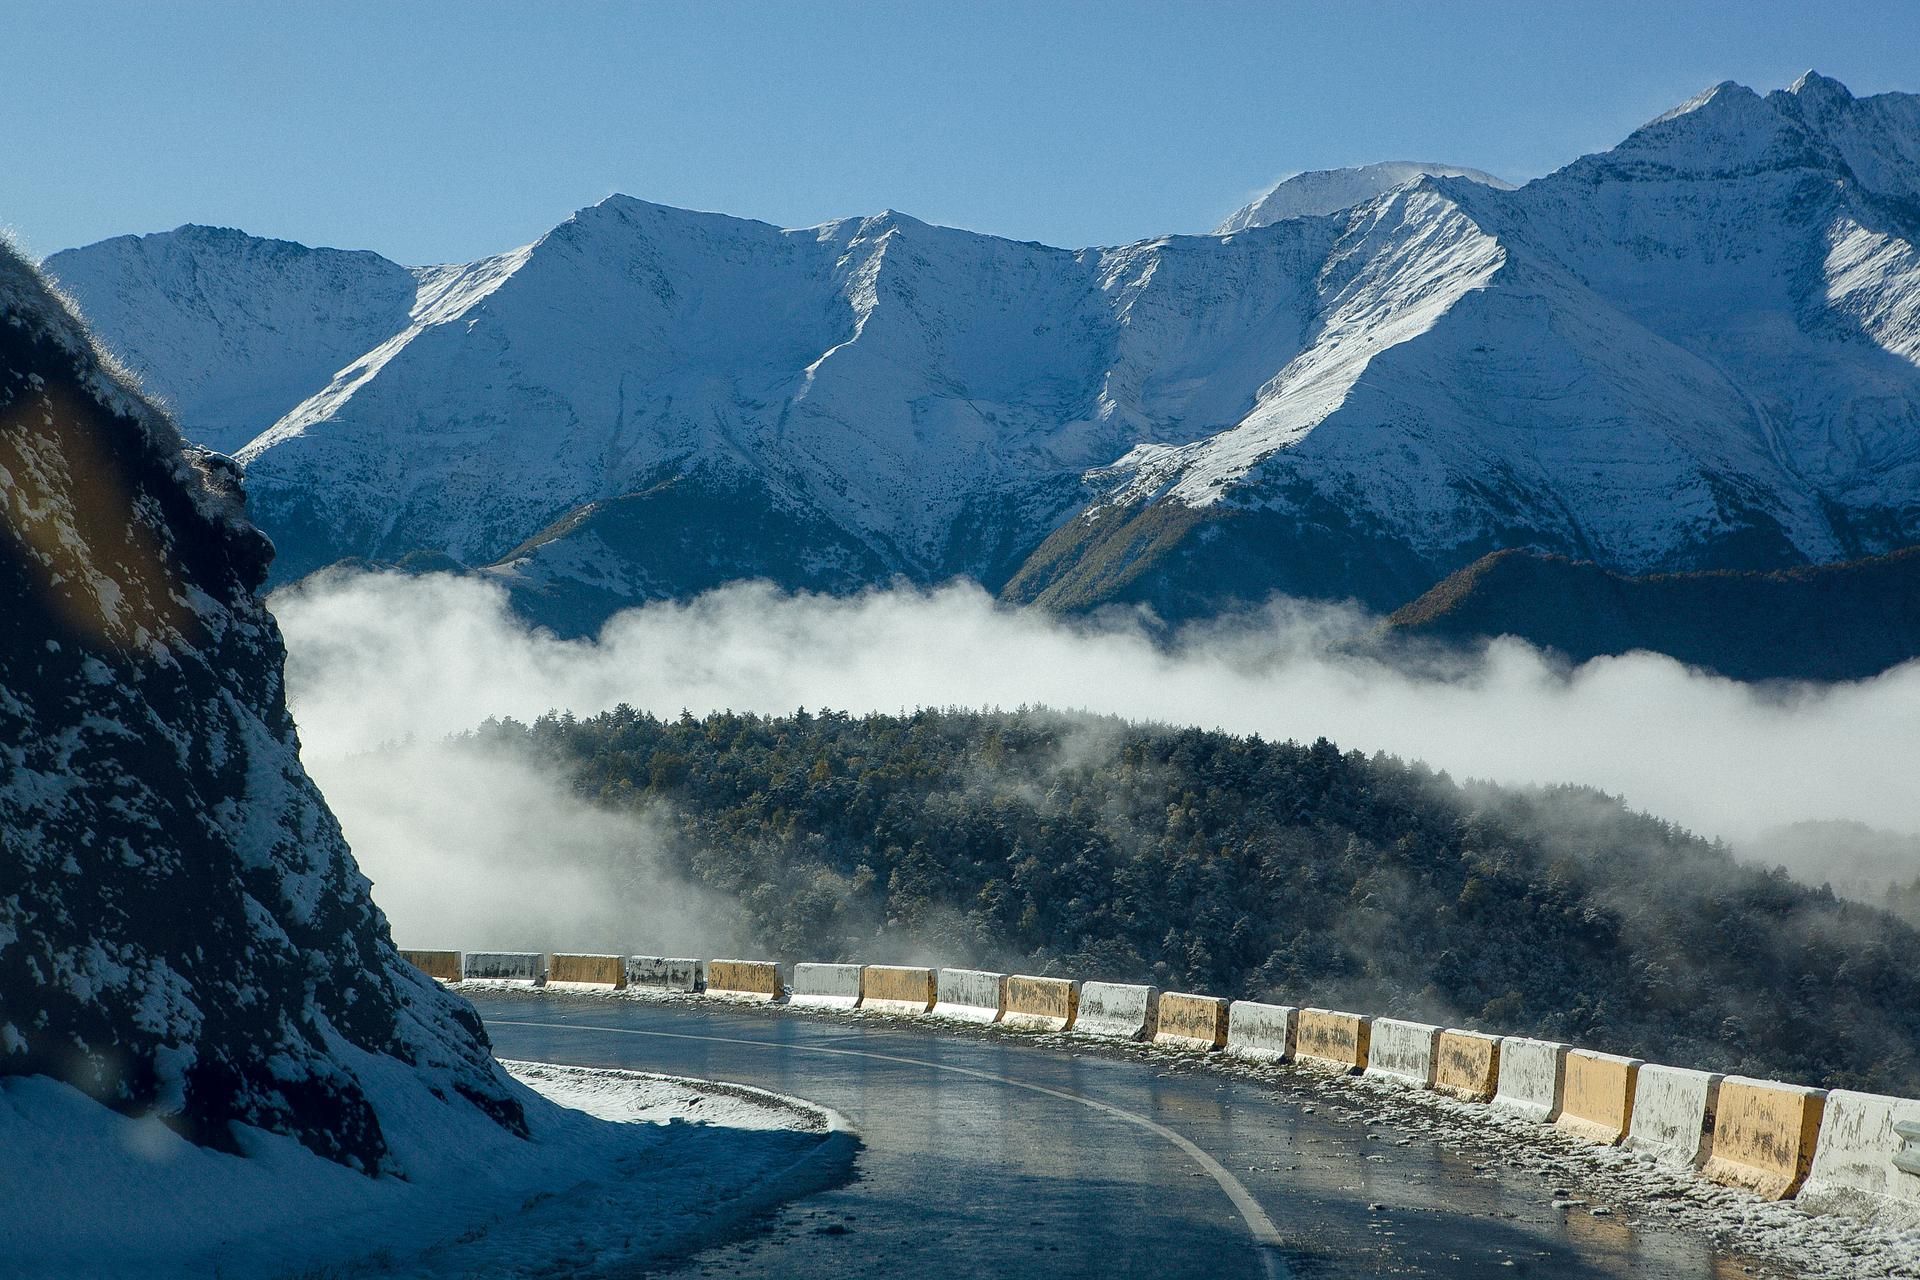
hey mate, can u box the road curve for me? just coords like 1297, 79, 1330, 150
474, 992, 1781, 1280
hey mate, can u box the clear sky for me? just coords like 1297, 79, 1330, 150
7, 1, 1918, 264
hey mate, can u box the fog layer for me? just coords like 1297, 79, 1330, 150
273, 572, 1920, 945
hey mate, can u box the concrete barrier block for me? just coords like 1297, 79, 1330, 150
1555, 1049, 1643, 1145
1153, 993, 1228, 1051
625, 956, 705, 992
1295, 1008, 1372, 1073
1702, 1077, 1827, 1200
1493, 1037, 1569, 1123
1226, 1001, 1297, 1062
1433, 1030, 1501, 1102
398, 949, 462, 982
1800, 1089, 1920, 1229
1626, 1064, 1723, 1168
462, 951, 546, 984
862, 965, 937, 1014
1365, 1018, 1442, 1088
547, 953, 626, 988
791, 962, 864, 1009
934, 968, 1008, 1023
1076, 982, 1160, 1041
707, 958, 783, 1002
1002, 975, 1079, 1031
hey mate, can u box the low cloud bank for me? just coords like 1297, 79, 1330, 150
272, 571, 1920, 944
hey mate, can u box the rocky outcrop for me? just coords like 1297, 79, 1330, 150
0, 241, 523, 1172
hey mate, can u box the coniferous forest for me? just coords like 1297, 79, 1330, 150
473, 705, 1920, 1095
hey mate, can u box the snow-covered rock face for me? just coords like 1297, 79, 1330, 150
1213, 161, 1516, 232
0, 241, 524, 1171
44, 73, 1920, 624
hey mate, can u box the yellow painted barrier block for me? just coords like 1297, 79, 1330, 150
1703, 1076, 1827, 1200
1153, 992, 1228, 1051
1295, 1008, 1371, 1073
399, 949, 461, 982
1555, 1050, 1642, 1145
862, 965, 937, 1014
1434, 1029, 1501, 1102
707, 959, 782, 1001
548, 953, 626, 987
1002, 975, 1079, 1031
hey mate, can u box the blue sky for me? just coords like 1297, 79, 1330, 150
7, 1, 1918, 263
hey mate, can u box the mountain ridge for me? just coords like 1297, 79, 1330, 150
43, 71, 1920, 641
1386, 544, 1920, 681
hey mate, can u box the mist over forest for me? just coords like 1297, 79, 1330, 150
267, 568, 1920, 1095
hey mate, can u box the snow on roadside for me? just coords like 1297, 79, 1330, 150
0, 1052, 853, 1279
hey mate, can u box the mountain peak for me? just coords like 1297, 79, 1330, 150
1647, 78, 1760, 126
1215, 161, 1514, 234
1787, 69, 1853, 103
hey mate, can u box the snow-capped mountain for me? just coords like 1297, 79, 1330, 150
45, 72, 1920, 631
0, 241, 523, 1168
44, 225, 420, 455
1213, 161, 1515, 232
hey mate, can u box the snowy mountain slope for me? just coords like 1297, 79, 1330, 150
1030, 72, 1920, 613
182, 197, 1349, 595
0, 240, 523, 1169
1214, 160, 1515, 232
48, 72, 1920, 628
42, 226, 420, 454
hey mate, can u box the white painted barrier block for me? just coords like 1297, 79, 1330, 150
1494, 1036, 1569, 1122
1226, 1001, 1297, 1062
1365, 1018, 1442, 1088
625, 956, 705, 992
791, 962, 865, 1009
933, 968, 1007, 1023
462, 951, 545, 984
1626, 1064, 1722, 1167
1800, 1090, 1920, 1230
1076, 982, 1159, 1041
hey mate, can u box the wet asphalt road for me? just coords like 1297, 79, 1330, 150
475, 992, 1774, 1280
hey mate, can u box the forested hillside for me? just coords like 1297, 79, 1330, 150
475, 706, 1920, 1094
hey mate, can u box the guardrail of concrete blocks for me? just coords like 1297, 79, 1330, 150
1433, 1030, 1500, 1102
463, 951, 546, 984
1625, 1065, 1722, 1168
626, 956, 705, 992
1365, 1018, 1442, 1089
1002, 975, 1078, 1031
707, 958, 783, 1001
791, 962, 864, 1009
1702, 1077, 1826, 1200
1154, 992, 1228, 1051
1492, 1036, 1569, 1122
933, 968, 1007, 1023
1226, 1000, 1296, 1062
1295, 1008, 1371, 1073
862, 965, 937, 1014
399, 949, 462, 982
399, 945, 1920, 1234
1800, 1089, 1920, 1229
1076, 982, 1159, 1041
548, 953, 626, 988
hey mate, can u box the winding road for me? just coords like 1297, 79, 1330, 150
474, 991, 1780, 1279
